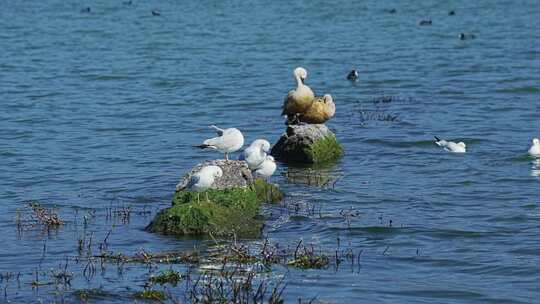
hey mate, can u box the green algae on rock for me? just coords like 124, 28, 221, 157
271, 124, 343, 164
146, 161, 284, 237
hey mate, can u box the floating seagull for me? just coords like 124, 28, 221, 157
347, 69, 359, 81
194, 125, 244, 160
254, 155, 277, 179
528, 138, 540, 157
419, 19, 432, 26
281, 67, 315, 124
239, 139, 271, 170
186, 165, 223, 192
459, 33, 476, 40
298, 94, 335, 124
435, 136, 466, 153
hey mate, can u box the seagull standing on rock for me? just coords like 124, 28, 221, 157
194, 125, 244, 160
186, 165, 223, 192
254, 155, 277, 179
434, 136, 467, 153
528, 138, 540, 157
239, 139, 271, 170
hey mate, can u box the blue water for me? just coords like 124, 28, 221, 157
1, 0, 540, 303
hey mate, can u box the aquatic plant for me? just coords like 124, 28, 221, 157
134, 289, 166, 301
148, 269, 182, 286
303, 134, 344, 164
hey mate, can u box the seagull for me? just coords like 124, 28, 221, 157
347, 69, 359, 81
151, 10, 161, 16
434, 136, 466, 153
186, 165, 223, 192
419, 19, 432, 26
194, 125, 244, 160
459, 33, 476, 40
281, 67, 315, 124
528, 138, 540, 157
254, 155, 277, 179
239, 139, 271, 170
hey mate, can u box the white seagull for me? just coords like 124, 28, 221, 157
254, 155, 277, 179
195, 125, 244, 160
186, 165, 223, 192
528, 138, 540, 157
434, 136, 466, 153
239, 139, 271, 170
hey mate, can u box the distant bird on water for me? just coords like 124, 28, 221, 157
123, 0, 132, 5
459, 33, 476, 40
298, 94, 335, 124
281, 67, 315, 124
81, 7, 91, 13
347, 69, 359, 81
152, 10, 161, 16
239, 139, 271, 170
448, 10, 456, 16
186, 165, 223, 192
419, 19, 432, 26
384, 8, 397, 14
194, 125, 244, 160
528, 138, 540, 157
434, 136, 466, 153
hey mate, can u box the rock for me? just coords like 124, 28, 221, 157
271, 124, 343, 164
175, 160, 252, 191
147, 160, 284, 238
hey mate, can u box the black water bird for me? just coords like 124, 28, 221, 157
459, 33, 476, 40
419, 19, 432, 26
151, 10, 161, 16
347, 70, 359, 81
448, 10, 455, 16
81, 7, 91, 13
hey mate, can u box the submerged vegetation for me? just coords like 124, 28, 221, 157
303, 134, 344, 164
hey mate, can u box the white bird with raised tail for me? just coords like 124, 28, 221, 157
434, 136, 467, 153
239, 139, 271, 170
528, 138, 540, 157
254, 155, 277, 179
194, 125, 244, 160
186, 165, 223, 192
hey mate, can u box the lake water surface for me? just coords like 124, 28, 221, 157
1, 0, 540, 303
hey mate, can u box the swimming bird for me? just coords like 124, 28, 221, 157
194, 125, 244, 160
186, 165, 223, 192
151, 10, 161, 16
254, 155, 277, 179
459, 33, 476, 40
298, 94, 335, 124
448, 10, 456, 16
434, 136, 466, 153
528, 138, 540, 157
419, 19, 432, 26
347, 69, 359, 81
239, 139, 271, 170
81, 7, 91, 13
281, 67, 316, 124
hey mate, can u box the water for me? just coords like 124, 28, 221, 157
1, 0, 540, 302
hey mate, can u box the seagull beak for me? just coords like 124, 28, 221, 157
300, 77, 305, 84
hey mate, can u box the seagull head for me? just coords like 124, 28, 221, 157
458, 142, 466, 148
533, 138, 540, 146
252, 139, 271, 153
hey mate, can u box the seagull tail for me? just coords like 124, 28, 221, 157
193, 144, 211, 149
434, 136, 441, 142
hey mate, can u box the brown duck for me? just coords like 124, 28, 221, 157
298, 94, 335, 124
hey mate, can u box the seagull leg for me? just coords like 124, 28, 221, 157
224, 153, 229, 161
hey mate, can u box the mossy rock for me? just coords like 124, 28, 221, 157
271, 124, 343, 164
146, 179, 283, 237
